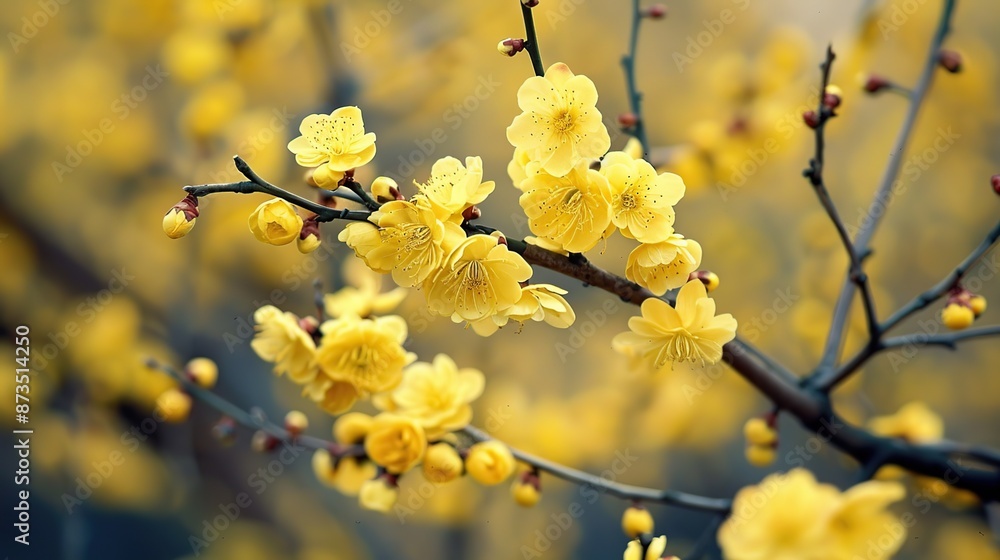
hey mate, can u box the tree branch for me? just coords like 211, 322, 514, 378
621, 0, 650, 157
519, 2, 545, 77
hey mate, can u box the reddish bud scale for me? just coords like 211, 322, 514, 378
300, 216, 321, 240
521, 0, 539, 7
991, 174, 1000, 196
618, 113, 639, 128
462, 205, 482, 221
822, 92, 841, 110
645, 4, 667, 18
803, 110, 820, 129
863, 75, 890, 94
389, 186, 404, 201
172, 194, 200, 221
938, 50, 962, 73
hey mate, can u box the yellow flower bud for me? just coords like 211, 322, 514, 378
623, 137, 644, 161
941, 303, 974, 330
311, 164, 344, 189
284, 410, 309, 435
691, 269, 720, 292
371, 176, 398, 202
465, 440, 516, 486
745, 444, 776, 467
334, 412, 374, 444
162, 208, 196, 239
364, 413, 427, 474
969, 295, 987, 317
297, 232, 321, 254
248, 198, 303, 246
743, 418, 777, 446
155, 388, 191, 423
511, 478, 541, 508
422, 443, 464, 483
185, 357, 217, 389
621, 505, 654, 538
359, 477, 398, 513
311, 448, 339, 486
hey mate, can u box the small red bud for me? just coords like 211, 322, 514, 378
803, 110, 820, 129
462, 205, 482, 221
863, 75, 891, 94
388, 186, 404, 201
521, 0, 539, 7
498, 38, 526, 57
938, 50, 962, 73
991, 174, 1000, 196
618, 112, 639, 128
645, 4, 667, 19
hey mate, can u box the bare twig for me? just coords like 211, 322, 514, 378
621, 0, 650, 156
519, 2, 545, 77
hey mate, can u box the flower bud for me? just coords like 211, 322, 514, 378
618, 112, 639, 128
371, 176, 400, 203
423, 443, 464, 483
212, 417, 237, 446
862, 74, 891, 94
284, 410, 309, 436
156, 388, 192, 423
621, 505, 654, 538
462, 205, 482, 221
969, 295, 987, 317
298, 216, 322, 254
938, 49, 962, 73
334, 412, 374, 444
803, 110, 820, 129
743, 418, 778, 446
511, 471, 541, 507
251, 430, 279, 452
941, 303, 974, 330
823, 84, 842, 109
991, 174, 1000, 196
689, 270, 720, 292
185, 357, 218, 389
645, 4, 667, 18
498, 38, 526, 57
249, 198, 303, 246
163, 194, 199, 239
309, 164, 344, 189
465, 440, 516, 485
359, 476, 399, 513
745, 444, 776, 467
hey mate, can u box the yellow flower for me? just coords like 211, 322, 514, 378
378, 354, 484, 439
371, 176, 399, 202
623, 535, 667, 560
334, 412, 374, 444
718, 469, 839, 560
504, 284, 576, 328
601, 152, 686, 243
324, 258, 408, 318
423, 443, 464, 483
612, 280, 737, 367
155, 388, 191, 423
506, 62, 611, 177
511, 478, 541, 507
626, 234, 703, 296
315, 314, 413, 394
359, 477, 399, 513
425, 235, 533, 322
312, 449, 377, 496
364, 413, 427, 474
301, 378, 360, 415
415, 156, 495, 218
826, 480, 907, 560
342, 198, 465, 287
507, 146, 542, 190
745, 445, 776, 467
287, 106, 376, 180
519, 163, 614, 253
621, 505, 654, 538
465, 440, 516, 485
743, 418, 778, 446
162, 208, 196, 239
250, 305, 318, 384
185, 357, 218, 389
941, 303, 974, 330
249, 198, 303, 246
867, 401, 943, 443
297, 232, 321, 254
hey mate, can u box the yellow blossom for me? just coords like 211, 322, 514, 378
623, 535, 667, 560
315, 314, 413, 394
425, 235, 533, 322
465, 440, 516, 485
334, 412, 374, 444
626, 234, 703, 296
867, 401, 943, 443
371, 176, 398, 202
969, 295, 987, 316
162, 208, 196, 239
941, 303, 974, 330
423, 443, 464, 483
302, 378, 359, 415
745, 445, 776, 467
358, 477, 398, 513
503, 284, 576, 328
612, 280, 737, 367
621, 505, 654, 538
250, 305, 318, 383
826, 480, 907, 560
324, 258, 408, 318
287, 106, 376, 181
364, 413, 427, 474
519, 163, 614, 253
743, 418, 778, 446
312, 449, 377, 496
249, 198, 303, 246
415, 156, 495, 218
297, 233, 321, 254
185, 357, 217, 389
507, 146, 542, 190
601, 152, 685, 243
506, 62, 611, 176
377, 354, 484, 439
155, 388, 191, 423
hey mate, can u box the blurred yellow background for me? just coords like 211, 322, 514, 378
1, 0, 998, 558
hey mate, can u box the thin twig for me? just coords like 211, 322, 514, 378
621, 0, 649, 157
815, 0, 957, 386
519, 2, 545, 77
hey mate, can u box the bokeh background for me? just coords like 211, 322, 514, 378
1, 0, 999, 558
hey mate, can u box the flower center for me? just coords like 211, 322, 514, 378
461, 261, 489, 291
552, 111, 575, 133
620, 193, 638, 209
